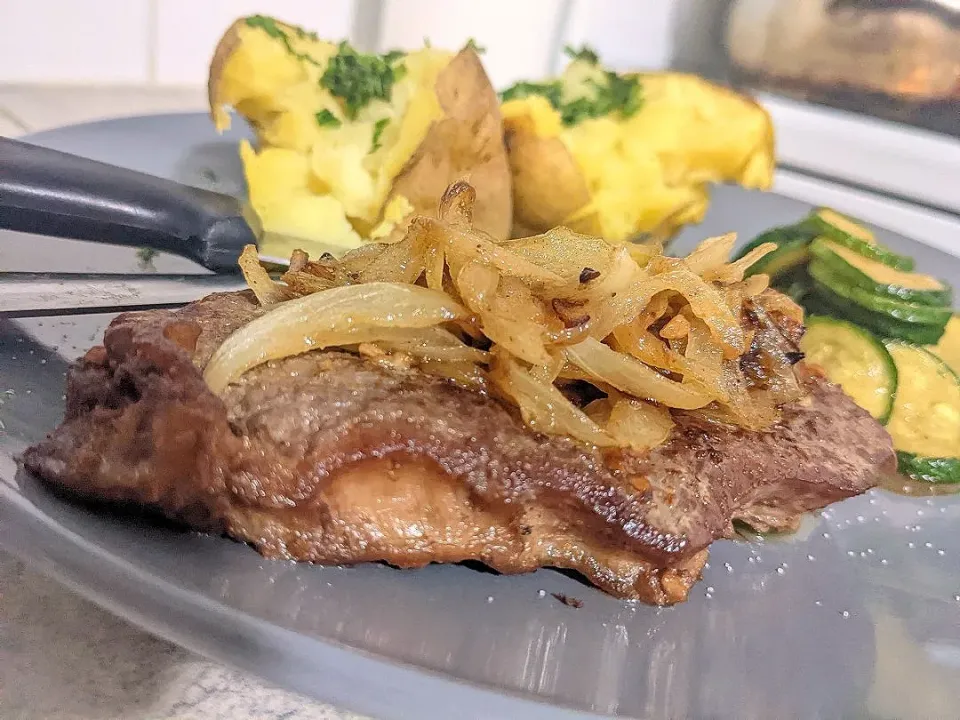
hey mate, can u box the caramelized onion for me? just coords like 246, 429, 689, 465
492, 354, 616, 447
204, 282, 468, 393
238, 245, 288, 305
564, 338, 714, 410
229, 181, 807, 450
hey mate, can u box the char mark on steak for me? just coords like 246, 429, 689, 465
22, 291, 895, 605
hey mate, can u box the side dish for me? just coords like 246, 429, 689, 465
739, 208, 960, 484
501, 47, 775, 242
209, 16, 512, 255
23, 185, 894, 605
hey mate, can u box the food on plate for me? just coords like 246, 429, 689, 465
745, 208, 960, 484
208, 15, 512, 256
500, 47, 775, 242
23, 184, 894, 605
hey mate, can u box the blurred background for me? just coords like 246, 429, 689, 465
0, 0, 960, 234
1, 0, 957, 220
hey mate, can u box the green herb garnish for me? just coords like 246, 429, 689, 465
315, 109, 342, 128
500, 80, 563, 107
465, 38, 486, 54
245, 15, 285, 39
563, 44, 599, 64
382, 49, 406, 64
244, 15, 323, 68
321, 41, 400, 119
500, 65, 643, 127
371, 118, 390, 152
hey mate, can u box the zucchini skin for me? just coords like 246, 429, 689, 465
822, 233, 914, 272
808, 263, 950, 344
809, 240, 951, 307
897, 452, 960, 484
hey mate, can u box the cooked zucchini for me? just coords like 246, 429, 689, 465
931, 315, 960, 376
820, 233, 914, 271
809, 261, 951, 344
775, 267, 812, 303
800, 316, 897, 423
810, 239, 951, 307
739, 221, 821, 281
808, 207, 876, 245
896, 453, 960, 484
884, 342, 960, 483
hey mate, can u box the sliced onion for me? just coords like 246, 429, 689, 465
564, 338, 714, 410
374, 327, 490, 363
707, 242, 776, 284
239, 245, 288, 306
491, 353, 616, 447
683, 316, 726, 400
610, 321, 688, 373
204, 282, 467, 393
605, 397, 675, 452
417, 359, 488, 390
650, 269, 745, 357
684, 233, 737, 276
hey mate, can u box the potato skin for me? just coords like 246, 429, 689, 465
503, 72, 775, 242
209, 24, 512, 242
504, 113, 594, 237
390, 49, 512, 241
207, 19, 244, 131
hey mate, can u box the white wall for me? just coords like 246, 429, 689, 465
0, 0, 679, 87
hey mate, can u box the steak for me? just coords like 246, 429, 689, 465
22, 291, 895, 605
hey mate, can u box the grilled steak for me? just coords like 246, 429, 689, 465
22, 291, 895, 605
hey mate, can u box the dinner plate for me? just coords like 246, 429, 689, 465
2, 114, 959, 720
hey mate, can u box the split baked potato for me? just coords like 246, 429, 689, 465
501, 50, 776, 242
209, 16, 512, 256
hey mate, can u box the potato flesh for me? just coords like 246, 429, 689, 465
502, 72, 775, 242
213, 22, 452, 254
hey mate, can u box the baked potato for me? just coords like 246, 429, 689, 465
501, 50, 775, 242
209, 15, 512, 256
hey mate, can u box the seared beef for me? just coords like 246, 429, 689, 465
22, 291, 895, 605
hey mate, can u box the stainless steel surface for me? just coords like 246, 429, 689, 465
2, 113, 959, 720
0, 273, 246, 317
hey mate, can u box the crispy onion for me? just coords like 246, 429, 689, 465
238, 245, 288, 306
203, 283, 467, 394
226, 183, 805, 449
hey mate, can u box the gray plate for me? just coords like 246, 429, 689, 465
2, 114, 959, 720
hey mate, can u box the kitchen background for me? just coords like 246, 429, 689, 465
1, 0, 957, 241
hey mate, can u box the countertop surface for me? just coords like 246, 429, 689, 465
0, 85, 364, 720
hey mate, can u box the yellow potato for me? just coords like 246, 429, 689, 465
209, 16, 512, 256
502, 68, 775, 243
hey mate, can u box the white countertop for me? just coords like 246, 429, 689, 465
0, 85, 363, 720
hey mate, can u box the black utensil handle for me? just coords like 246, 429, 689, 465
0, 137, 255, 272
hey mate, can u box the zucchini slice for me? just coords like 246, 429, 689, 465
896, 453, 960, 484
809, 262, 951, 344
931, 315, 960, 376
738, 223, 820, 280
800, 316, 897, 423
748, 236, 812, 280
809, 239, 951, 307
819, 234, 914, 272
808, 208, 876, 245
885, 342, 960, 483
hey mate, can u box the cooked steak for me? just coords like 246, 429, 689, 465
22, 291, 895, 605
